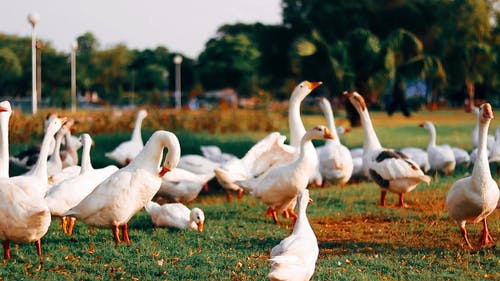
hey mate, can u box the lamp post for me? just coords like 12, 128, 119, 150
28, 13, 39, 115
71, 41, 78, 113
173, 55, 183, 110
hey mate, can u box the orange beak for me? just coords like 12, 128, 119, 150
158, 166, 170, 177
197, 221, 204, 232
483, 103, 494, 119
418, 123, 424, 128
0, 106, 8, 112
324, 128, 335, 140
305, 81, 323, 91
343, 91, 353, 98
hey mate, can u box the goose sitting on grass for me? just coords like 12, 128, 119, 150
145, 201, 204, 232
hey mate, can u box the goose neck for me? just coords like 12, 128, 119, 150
0, 113, 10, 177
323, 104, 341, 144
472, 119, 492, 178
427, 124, 437, 148
289, 94, 306, 148
358, 109, 382, 151
80, 140, 93, 173
131, 115, 145, 142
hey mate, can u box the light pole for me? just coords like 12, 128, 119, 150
173, 55, 183, 110
28, 13, 39, 115
71, 41, 78, 113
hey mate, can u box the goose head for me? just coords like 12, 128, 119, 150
157, 131, 181, 177
343, 91, 367, 112
480, 103, 494, 122
0, 101, 12, 113
419, 121, 434, 130
46, 117, 67, 136
137, 109, 148, 120
190, 208, 205, 232
291, 81, 323, 101
297, 188, 311, 209
80, 133, 93, 147
306, 125, 335, 141
316, 97, 330, 113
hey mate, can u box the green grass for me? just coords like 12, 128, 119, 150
1, 109, 499, 280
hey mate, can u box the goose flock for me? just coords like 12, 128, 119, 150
0, 82, 498, 280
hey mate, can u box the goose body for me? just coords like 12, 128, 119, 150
64, 130, 181, 244
200, 145, 236, 164
345, 92, 430, 207
400, 147, 430, 173
236, 126, 334, 224
105, 109, 148, 166
45, 134, 118, 234
447, 103, 499, 249
452, 147, 471, 168
316, 97, 353, 187
214, 131, 295, 201
156, 167, 213, 203
0, 101, 51, 262
145, 201, 204, 231
420, 121, 456, 175
268, 189, 318, 281
177, 154, 220, 176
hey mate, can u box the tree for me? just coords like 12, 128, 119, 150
197, 33, 260, 96
0, 47, 22, 93
440, 0, 495, 111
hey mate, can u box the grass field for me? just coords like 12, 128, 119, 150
1, 108, 499, 280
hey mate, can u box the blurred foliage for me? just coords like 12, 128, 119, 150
0, 0, 499, 115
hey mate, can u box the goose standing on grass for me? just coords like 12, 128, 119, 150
64, 130, 181, 245
145, 201, 204, 231
452, 147, 471, 168
268, 189, 318, 281
447, 103, 499, 249
10, 117, 67, 197
288, 81, 324, 187
345, 92, 431, 207
105, 109, 148, 166
45, 134, 119, 235
236, 126, 334, 224
316, 97, 353, 187
155, 167, 213, 203
0, 102, 51, 263
420, 121, 456, 175
214, 131, 295, 201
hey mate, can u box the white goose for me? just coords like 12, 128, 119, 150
0, 101, 51, 262
46, 125, 67, 177
447, 103, 499, 249
178, 154, 220, 176
60, 119, 80, 168
9, 117, 67, 197
400, 147, 431, 173
0, 101, 12, 178
288, 81, 323, 187
145, 201, 204, 231
452, 147, 471, 168
214, 131, 295, 201
268, 189, 318, 281
45, 133, 119, 235
316, 97, 353, 187
487, 125, 500, 165
200, 145, 236, 164
236, 126, 334, 224
345, 92, 430, 207
472, 106, 494, 150
105, 109, 148, 166
420, 121, 456, 175
64, 130, 181, 244
155, 167, 213, 203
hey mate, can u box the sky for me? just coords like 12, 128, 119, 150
1, 0, 283, 58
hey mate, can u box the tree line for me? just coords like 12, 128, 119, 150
0, 0, 499, 117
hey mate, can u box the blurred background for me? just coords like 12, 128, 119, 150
0, 0, 499, 122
